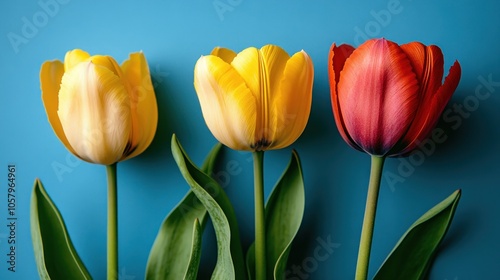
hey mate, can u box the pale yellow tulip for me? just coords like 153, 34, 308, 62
40, 49, 158, 165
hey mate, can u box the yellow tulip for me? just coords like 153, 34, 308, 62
194, 44, 314, 151
40, 49, 158, 165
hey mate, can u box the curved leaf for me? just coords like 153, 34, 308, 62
184, 219, 203, 280
265, 150, 305, 279
171, 134, 246, 280
374, 189, 461, 280
145, 143, 222, 280
246, 243, 256, 280
30, 178, 92, 280
246, 150, 305, 280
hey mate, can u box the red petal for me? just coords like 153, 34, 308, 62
401, 42, 444, 97
434, 60, 462, 113
337, 38, 419, 155
392, 43, 445, 154
329, 43, 355, 93
328, 43, 360, 150
396, 60, 461, 155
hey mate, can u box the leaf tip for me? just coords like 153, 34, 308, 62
34, 177, 42, 186
452, 189, 462, 201
290, 149, 301, 161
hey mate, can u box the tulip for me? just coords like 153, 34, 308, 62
40, 49, 158, 165
194, 44, 314, 151
194, 44, 313, 280
328, 38, 461, 280
39, 49, 157, 280
329, 38, 461, 157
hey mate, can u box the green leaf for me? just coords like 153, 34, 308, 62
374, 189, 462, 280
30, 178, 92, 280
266, 150, 305, 279
184, 219, 203, 280
246, 150, 306, 280
146, 142, 222, 280
171, 134, 246, 280
246, 243, 256, 280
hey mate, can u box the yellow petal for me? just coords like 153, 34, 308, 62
194, 55, 257, 150
258, 45, 292, 147
270, 50, 314, 149
89, 55, 123, 78
40, 60, 79, 157
120, 51, 158, 160
64, 49, 90, 71
229, 45, 291, 149
259, 45, 290, 96
58, 62, 131, 165
230, 47, 260, 98
211, 47, 237, 63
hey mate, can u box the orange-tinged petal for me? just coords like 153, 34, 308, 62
194, 55, 257, 150
400, 42, 425, 81
64, 49, 90, 71
396, 60, 461, 156
401, 42, 444, 102
211, 47, 237, 63
269, 50, 313, 150
58, 62, 131, 165
329, 43, 355, 94
120, 52, 158, 160
338, 38, 419, 155
391, 43, 445, 155
328, 43, 360, 151
40, 60, 79, 157
433, 61, 461, 114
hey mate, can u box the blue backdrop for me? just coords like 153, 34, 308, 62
1, 0, 499, 279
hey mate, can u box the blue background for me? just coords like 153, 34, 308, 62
1, 0, 499, 279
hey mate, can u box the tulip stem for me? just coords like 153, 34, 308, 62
253, 151, 266, 280
106, 163, 118, 280
355, 156, 385, 280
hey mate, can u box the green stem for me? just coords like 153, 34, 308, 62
253, 151, 266, 280
355, 156, 385, 280
106, 163, 118, 280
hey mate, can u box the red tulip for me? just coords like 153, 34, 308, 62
329, 38, 461, 157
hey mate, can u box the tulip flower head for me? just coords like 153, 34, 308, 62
40, 49, 158, 165
329, 38, 461, 157
194, 44, 314, 151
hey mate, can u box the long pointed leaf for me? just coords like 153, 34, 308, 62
146, 143, 222, 280
374, 189, 461, 280
171, 134, 246, 280
246, 243, 256, 280
246, 150, 305, 280
183, 219, 203, 280
265, 150, 305, 279
30, 178, 92, 280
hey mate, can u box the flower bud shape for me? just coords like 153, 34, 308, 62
194, 45, 314, 151
40, 49, 158, 165
329, 38, 461, 157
